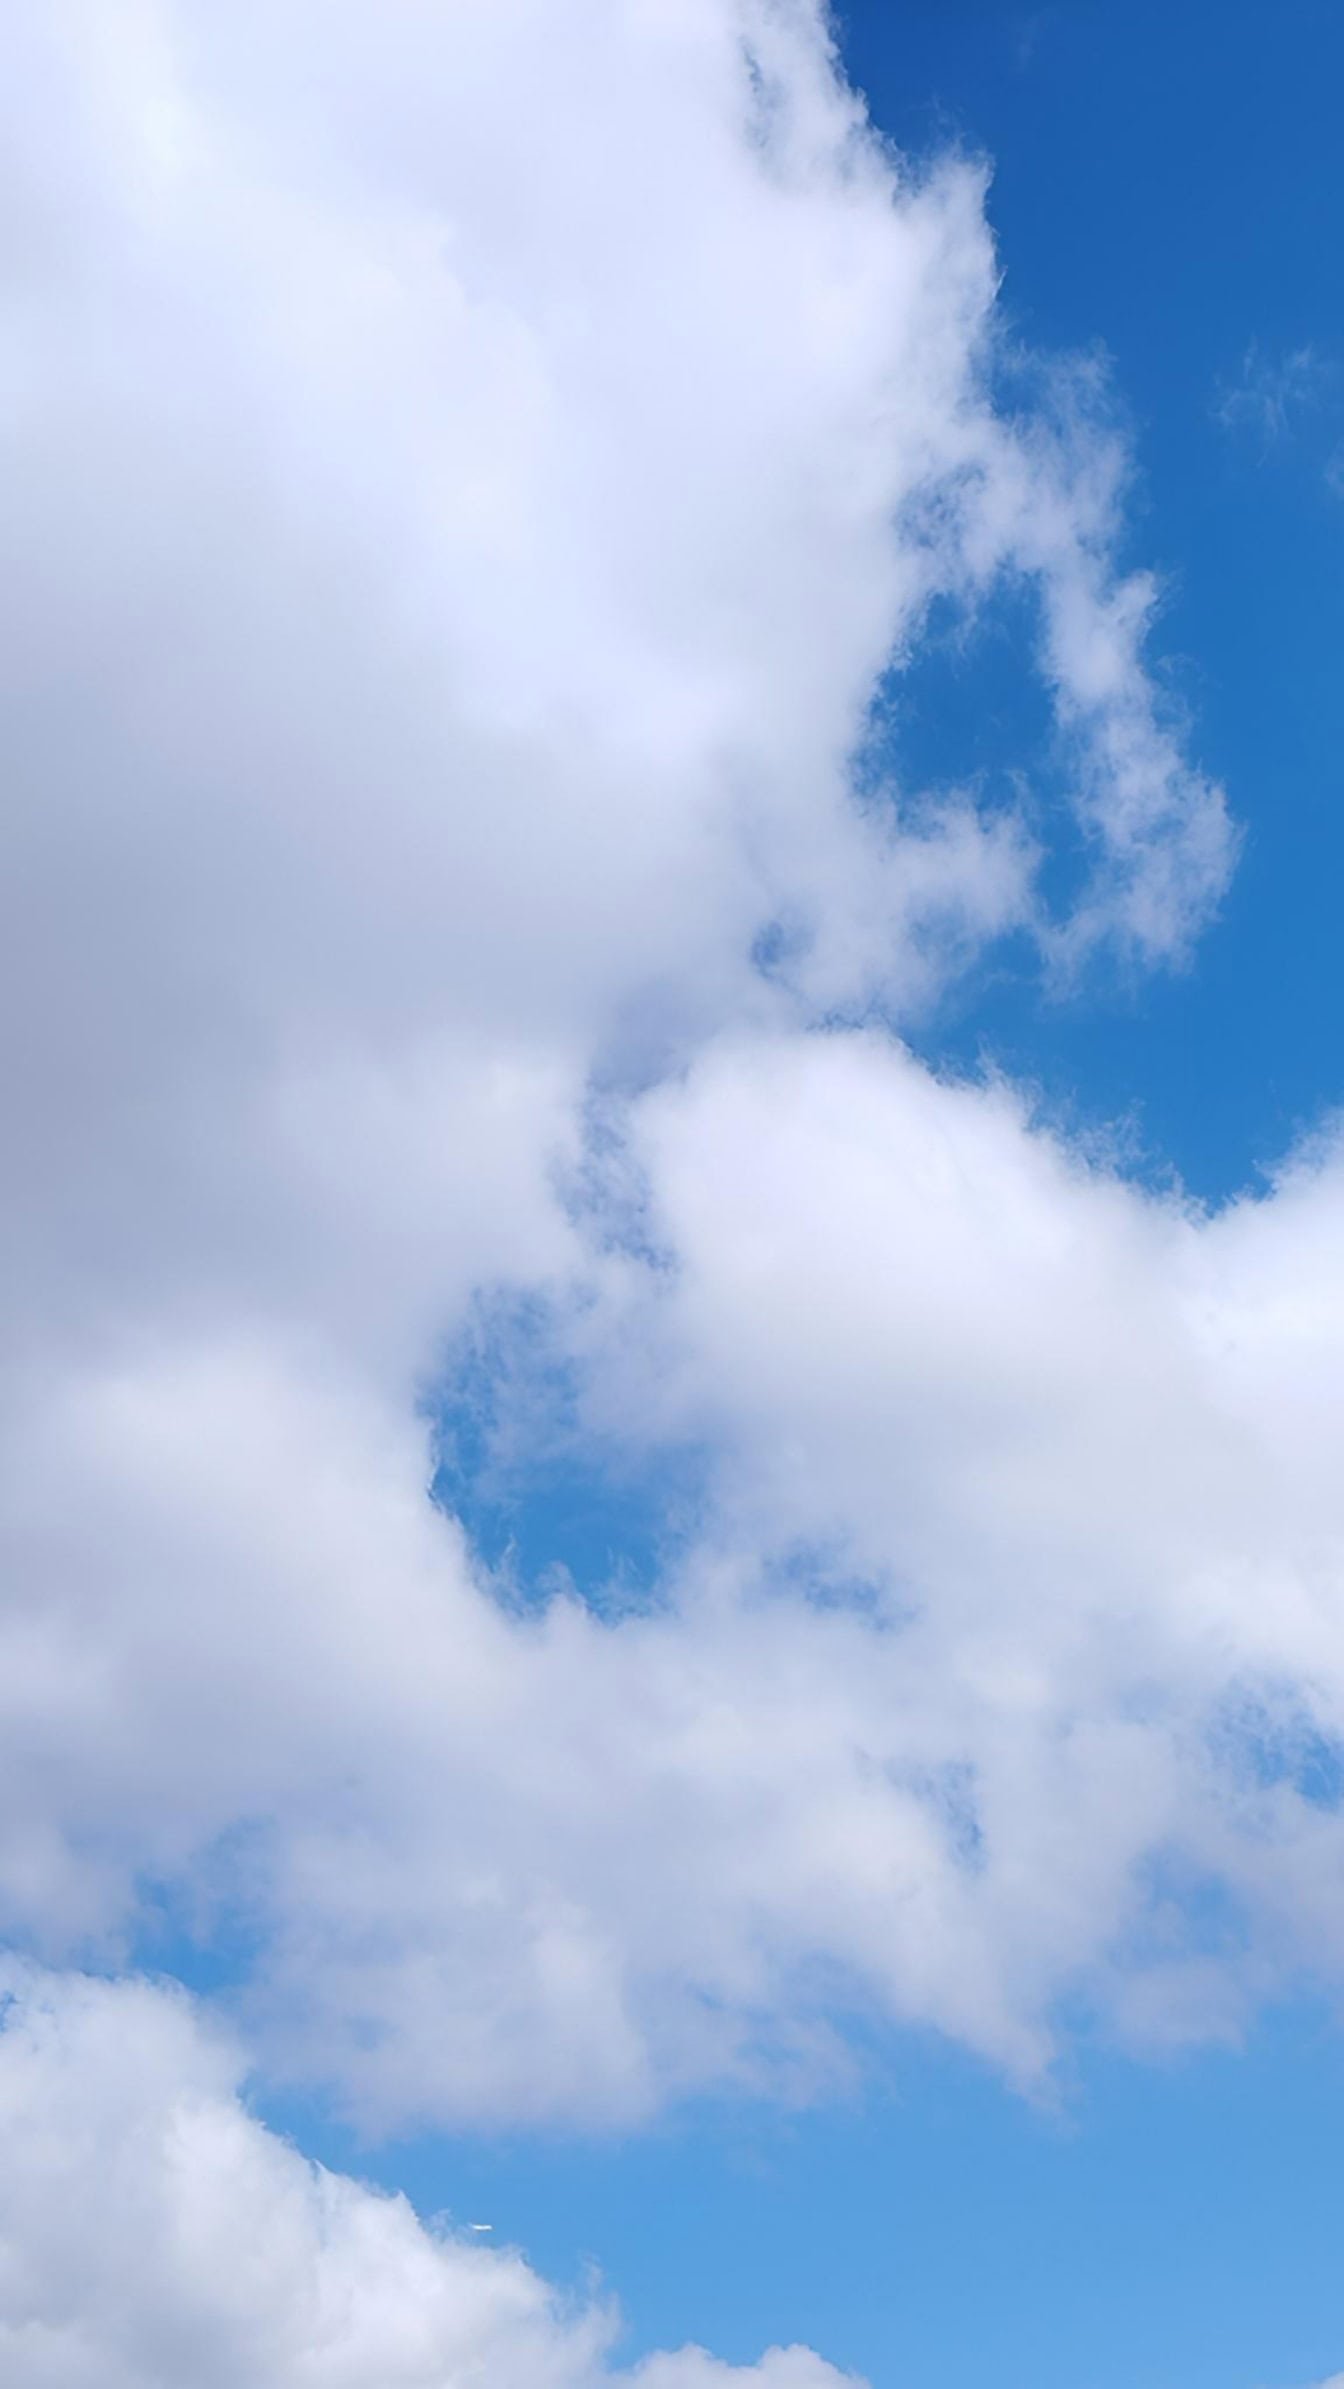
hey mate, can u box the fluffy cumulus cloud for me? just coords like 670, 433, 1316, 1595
584, 1035, 1344, 2062
18, 1037, 1344, 2138
2, 0, 1332, 2364
0, 1965, 855, 2388
0, 0, 1230, 1407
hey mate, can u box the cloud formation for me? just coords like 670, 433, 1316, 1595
0, 0, 1279, 2153
0, 1965, 855, 2388
9, 1027, 1344, 2132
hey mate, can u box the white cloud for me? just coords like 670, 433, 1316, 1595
0, 0, 1228, 1376
1217, 341, 1344, 507
1216, 341, 1332, 446
0, 1964, 856, 2389
0, 0, 1272, 2152
8, 1038, 1344, 2131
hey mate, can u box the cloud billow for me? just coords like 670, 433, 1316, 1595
0, 1965, 854, 2388
0, 0, 1318, 2374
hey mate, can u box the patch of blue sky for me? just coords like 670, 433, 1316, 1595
1212, 1691, 1344, 1812
846, 0, 1344, 1208
430, 1293, 707, 1613
126, 1828, 276, 2001
257, 2003, 1344, 2389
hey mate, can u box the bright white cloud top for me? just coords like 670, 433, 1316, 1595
0, 0, 1334, 2375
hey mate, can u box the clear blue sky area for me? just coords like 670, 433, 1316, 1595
858, 0, 1344, 1207
253, 9, 1344, 2383
273, 2002, 1344, 2389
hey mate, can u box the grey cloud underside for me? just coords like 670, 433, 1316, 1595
1, 0, 1328, 2280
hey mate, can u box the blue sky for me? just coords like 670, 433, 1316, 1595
3, 4, 1344, 2386
286, 2009, 1344, 2389
866, 0, 1344, 1203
